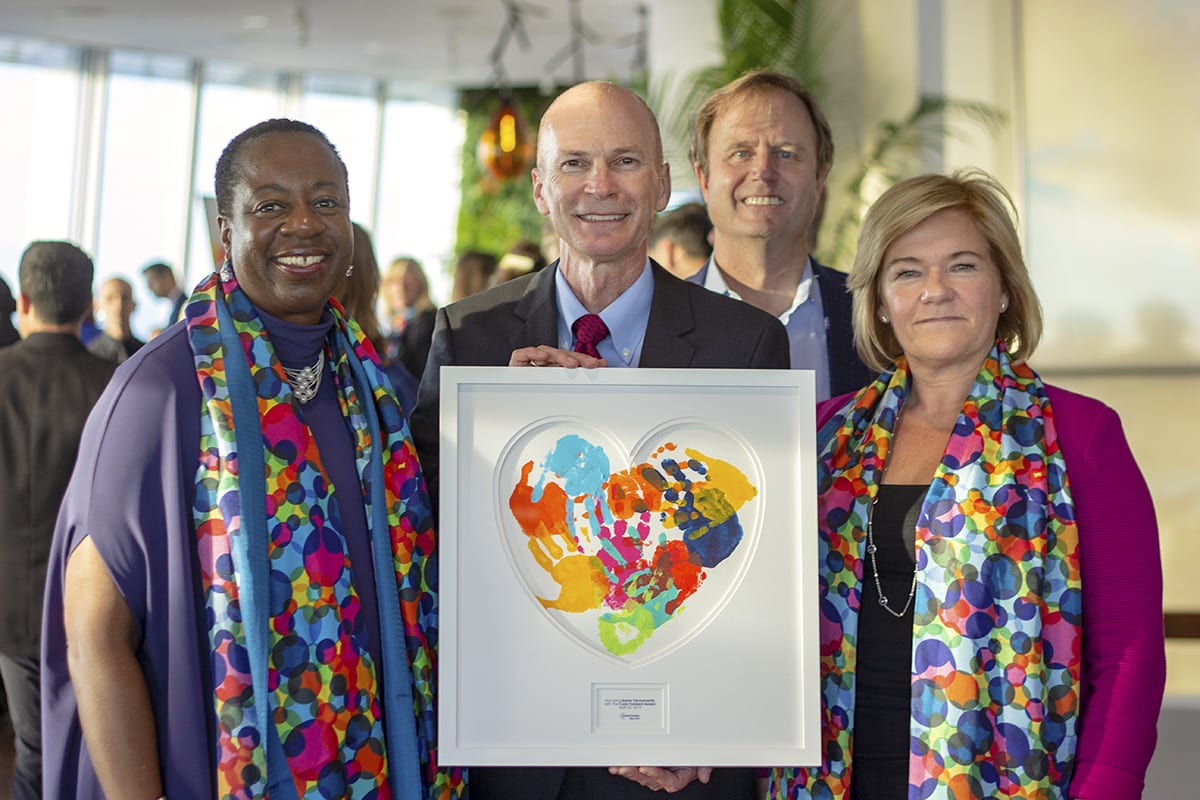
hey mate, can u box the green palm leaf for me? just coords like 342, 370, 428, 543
826, 97, 1007, 266
657, 0, 834, 158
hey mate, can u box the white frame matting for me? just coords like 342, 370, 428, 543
438, 366, 820, 767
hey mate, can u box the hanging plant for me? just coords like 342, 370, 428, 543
455, 86, 554, 258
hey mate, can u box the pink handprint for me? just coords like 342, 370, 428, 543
508, 434, 755, 656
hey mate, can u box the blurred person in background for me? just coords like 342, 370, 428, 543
88, 276, 145, 364
141, 260, 186, 329
489, 238, 547, 287
647, 202, 712, 280
0, 240, 114, 800
336, 224, 420, 416
382, 255, 438, 382
0, 277, 18, 347
448, 250, 498, 302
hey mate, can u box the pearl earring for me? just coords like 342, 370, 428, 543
880, 313, 890, 324
1000, 302, 1008, 312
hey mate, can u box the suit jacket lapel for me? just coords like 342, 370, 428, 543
512, 262, 560, 348
639, 262, 696, 368
813, 260, 857, 391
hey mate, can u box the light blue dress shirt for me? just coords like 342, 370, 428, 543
554, 260, 653, 368
701, 256, 831, 400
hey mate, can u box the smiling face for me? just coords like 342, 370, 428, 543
878, 208, 1009, 374
532, 83, 670, 272
218, 131, 352, 324
696, 88, 828, 251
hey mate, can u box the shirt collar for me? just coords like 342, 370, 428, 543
555, 260, 654, 366
704, 256, 816, 324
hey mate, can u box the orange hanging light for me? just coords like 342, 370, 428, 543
478, 95, 534, 181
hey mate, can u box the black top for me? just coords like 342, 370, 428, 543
851, 483, 925, 800
0, 319, 17, 348
387, 306, 437, 382
88, 332, 146, 363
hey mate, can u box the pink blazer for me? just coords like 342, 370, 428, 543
816, 383, 1166, 799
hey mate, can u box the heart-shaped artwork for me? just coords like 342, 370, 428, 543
494, 416, 763, 667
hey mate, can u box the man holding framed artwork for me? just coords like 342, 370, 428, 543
411, 80, 789, 799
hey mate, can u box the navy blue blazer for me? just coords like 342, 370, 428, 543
688, 259, 873, 397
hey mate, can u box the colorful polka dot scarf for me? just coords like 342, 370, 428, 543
186, 272, 465, 800
772, 343, 1081, 799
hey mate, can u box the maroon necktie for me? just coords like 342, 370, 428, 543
572, 313, 609, 358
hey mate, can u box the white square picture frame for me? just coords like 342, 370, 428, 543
437, 366, 820, 767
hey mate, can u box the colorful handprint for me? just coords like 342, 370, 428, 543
506, 430, 758, 658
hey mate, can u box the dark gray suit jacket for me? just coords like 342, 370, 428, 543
411, 260, 789, 507
408, 261, 786, 800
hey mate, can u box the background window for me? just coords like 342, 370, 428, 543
376, 90, 465, 305
96, 50, 195, 337
185, 63, 285, 303
0, 38, 84, 299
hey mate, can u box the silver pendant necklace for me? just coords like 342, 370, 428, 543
866, 411, 919, 619
865, 486, 919, 618
282, 350, 324, 404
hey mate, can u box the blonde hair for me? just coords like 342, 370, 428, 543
849, 168, 1042, 373
450, 251, 498, 302
384, 257, 434, 313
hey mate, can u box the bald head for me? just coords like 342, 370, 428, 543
98, 276, 135, 308
531, 81, 671, 290
537, 82, 664, 170
97, 276, 136, 336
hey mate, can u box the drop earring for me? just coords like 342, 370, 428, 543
346, 264, 355, 278
219, 259, 233, 282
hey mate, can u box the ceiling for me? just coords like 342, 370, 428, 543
1, 0, 649, 88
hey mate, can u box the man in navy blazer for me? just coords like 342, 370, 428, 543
410, 81, 786, 800
688, 69, 872, 400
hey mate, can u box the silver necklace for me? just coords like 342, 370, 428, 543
282, 350, 324, 404
865, 418, 919, 618
865, 486, 919, 618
